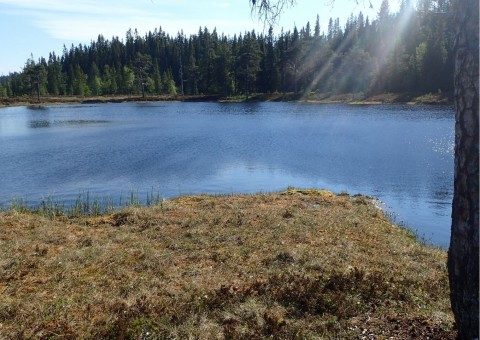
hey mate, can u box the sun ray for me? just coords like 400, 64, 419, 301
300, 29, 359, 100
300, 2, 416, 100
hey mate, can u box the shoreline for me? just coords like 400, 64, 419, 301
0, 189, 455, 338
0, 91, 454, 108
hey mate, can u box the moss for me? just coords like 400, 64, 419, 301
0, 190, 455, 338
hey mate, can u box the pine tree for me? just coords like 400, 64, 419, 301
72, 64, 88, 96
121, 66, 135, 95
152, 62, 162, 94
47, 52, 63, 95
314, 14, 321, 38
263, 26, 280, 93
88, 62, 102, 96
237, 31, 262, 98
0, 82, 6, 98
23, 57, 47, 102
133, 53, 153, 98
162, 69, 177, 95
215, 39, 233, 96
102, 65, 118, 94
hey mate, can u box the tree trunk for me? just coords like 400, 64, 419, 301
448, 0, 479, 338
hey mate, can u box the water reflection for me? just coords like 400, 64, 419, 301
29, 120, 51, 128
0, 102, 454, 247
29, 119, 110, 129
26, 105, 48, 110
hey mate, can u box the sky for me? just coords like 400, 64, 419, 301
0, 0, 399, 76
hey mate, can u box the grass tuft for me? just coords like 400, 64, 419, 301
0, 189, 455, 338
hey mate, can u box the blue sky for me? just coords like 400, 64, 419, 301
0, 0, 399, 75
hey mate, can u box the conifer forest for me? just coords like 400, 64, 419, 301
0, 0, 454, 99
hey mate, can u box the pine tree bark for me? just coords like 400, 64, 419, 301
448, 0, 479, 338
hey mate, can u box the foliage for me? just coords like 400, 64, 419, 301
3, 0, 453, 99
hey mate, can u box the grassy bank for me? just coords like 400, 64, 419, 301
0, 189, 455, 338
0, 91, 453, 108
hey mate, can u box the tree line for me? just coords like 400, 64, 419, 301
0, 0, 454, 99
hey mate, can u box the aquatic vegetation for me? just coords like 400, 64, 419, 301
4, 190, 164, 218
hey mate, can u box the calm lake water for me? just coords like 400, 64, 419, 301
0, 102, 454, 247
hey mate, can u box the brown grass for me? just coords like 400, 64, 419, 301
0, 91, 453, 108
0, 189, 455, 338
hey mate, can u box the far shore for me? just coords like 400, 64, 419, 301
0, 91, 453, 108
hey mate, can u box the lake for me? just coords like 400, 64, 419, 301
0, 102, 454, 247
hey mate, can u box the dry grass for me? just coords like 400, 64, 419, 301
0, 189, 455, 339
0, 91, 453, 108
0, 94, 217, 108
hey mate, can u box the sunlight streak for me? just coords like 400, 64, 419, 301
300, 30, 359, 99
371, 3, 415, 91
300, 2, 415, 100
